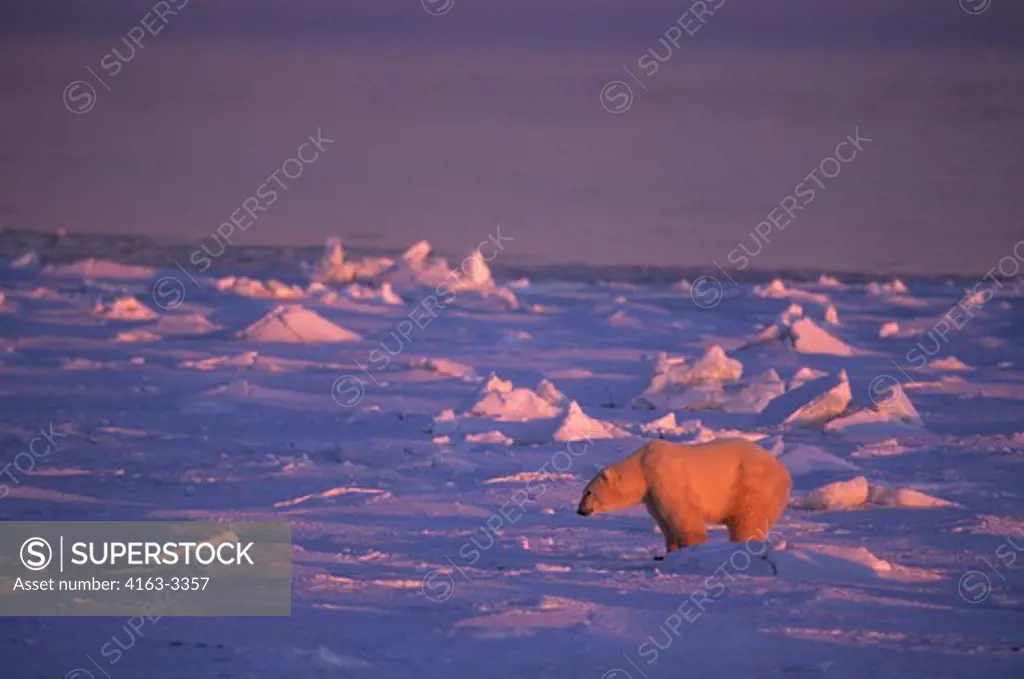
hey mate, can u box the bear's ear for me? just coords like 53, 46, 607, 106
599, 468, 619, 485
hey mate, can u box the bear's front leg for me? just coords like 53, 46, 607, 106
645, 496, 681, 556
645, 490, 704, 557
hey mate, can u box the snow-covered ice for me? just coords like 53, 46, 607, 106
2, 253, 1023, 679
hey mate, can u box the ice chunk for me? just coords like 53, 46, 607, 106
747, 307, 854, 355
236, 305, 361, 343
867, 278, 909, 296
723, 369, 786, 414
535, 379, 570, 408
639, 413, 681, 436
879, 321, 901, 338
789, 367, 828, 390
216, 276, 305, 299
10, 250, 40, 269
818, 274, 844, 288
93, 296, 158, 321
824, 304, 840, 325
867, 485, 954, 508
794, 475, 869, 510
778, 444, 860, 476
795, 476, 954, 510
43, 259, 156, 279
788, 317, 854, 355
465, 431, 514, 446
410, 357, 478, 380
692, 345, 743, 382
632, 346, 742, 410
927, 356, 974, 371
551, 401, 627, 441
465, 377, 561, 421
0, 291, 18, 313
758, 371, 851, 429
754, 278, 831, 305
343, 282, 405, 305
153, 313, 219, 336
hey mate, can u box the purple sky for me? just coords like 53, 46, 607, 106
1, 0, 1022, 274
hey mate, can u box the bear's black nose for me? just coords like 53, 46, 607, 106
577, 507, 591, 516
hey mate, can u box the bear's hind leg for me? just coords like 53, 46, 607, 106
726, 517, 769, 543
726, 462, 790, 543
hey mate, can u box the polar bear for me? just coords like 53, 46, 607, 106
577, 439, 791, 555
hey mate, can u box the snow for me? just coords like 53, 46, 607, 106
3, 255, 1023, 679
663, 540, 941, 584
236, 304, 361, 342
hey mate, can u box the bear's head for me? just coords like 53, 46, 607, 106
577, 467, 630, 516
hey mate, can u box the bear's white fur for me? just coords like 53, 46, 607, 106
577, 439, 791, 555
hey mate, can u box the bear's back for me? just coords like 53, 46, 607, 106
638, 439, 780, 519
639, 438, 769, 468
